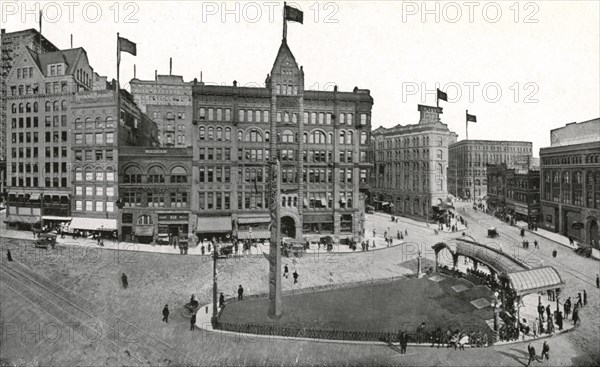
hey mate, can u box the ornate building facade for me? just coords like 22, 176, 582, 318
370, 105, 458, 220
449, 140, 533, 202
191, 39, 373, 242
539, 118, 600, 248
486, 164, 541, 221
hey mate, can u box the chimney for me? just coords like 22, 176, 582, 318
233, 80, 237, 87
200, 71, 203, 83
134, 64, 136, 79
70, 34, 73, 48
169, 57, 172, 75
155, 70, 157, 81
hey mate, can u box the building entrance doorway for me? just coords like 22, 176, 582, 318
281, 216, 296, 238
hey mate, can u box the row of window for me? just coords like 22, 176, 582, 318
543, 171, 600, 187
542, 154, 600, 166
376, 136, 444, 149
74, 149, 115, 162
198, 126, 369, 145
11, 146, 68, 160
74, 117, 115, 130
123, 166, 188, 184
122, 192, 188, 208
74, 186, 115, 197
11, 176, 68, 188
74, 200, 115, 212
74, 132, 114, 145
10, 115, 68, 129
198, 107, 369, 126
198, 192, 232, 210
543, 190, 600, 209
74, 167, 116, 182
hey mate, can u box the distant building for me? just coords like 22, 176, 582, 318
539, 118, 600, 248
191, 39, 373, 242
486, 164, 540, 222
130, 74, 193, 147
118, 147, 192, 244
1, 28, 59, 199
448, 140, 533, 202
370, 105, 458, 220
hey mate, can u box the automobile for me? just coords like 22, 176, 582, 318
319, 236, 334, 246
307, 239, 319, 249
574, 246, 592, 258
487, 227, 498, 238
34, 233, 57, 249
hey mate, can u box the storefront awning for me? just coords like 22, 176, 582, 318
4, 215, 40, 224
135, 226, 155, 237
29, 193, 41, 201
237, 216, 271, 225
42, 216, 72, 221
196, 216, 232, 233
70, 217, 117, 231
237, 230, 271, 240
303, 214, 334, 223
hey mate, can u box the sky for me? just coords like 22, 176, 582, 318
2, 1, 599, 155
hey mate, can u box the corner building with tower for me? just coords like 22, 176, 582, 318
191, 39, 373, 242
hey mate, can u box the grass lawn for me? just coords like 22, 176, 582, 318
219, 276, 494, 338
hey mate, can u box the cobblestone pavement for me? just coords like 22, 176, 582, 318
0, 205, 597, 366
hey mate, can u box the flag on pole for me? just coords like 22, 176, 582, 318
118, 37, 137, 56
285, 4, 304, 23
466, 112, 477, 123
437, 88, 448, 102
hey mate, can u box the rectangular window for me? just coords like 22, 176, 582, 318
76, 200, 83, 211
96, 187, 104, 196
106, 133, 114, 144
85, 201, 93, 211
106, 202, 114, 212
95, 133, 103, 144
95, 201, 103, 212
106, 187, 114, 197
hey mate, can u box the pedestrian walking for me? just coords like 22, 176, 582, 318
552, 249, 557, 258
162, 304, 169, 322
576, 293, 582, 308
398, 331, 408, 354
190, 313, 197, 331
219, 292, 225, 308
583, 289, 587, 306
541, 341, 550, 361
6, 250, 13, 262
397, 230, 400, 240
534, 240, 538, 249
564, 297, 571, 319
545, 304, 551, 320
405, 229, 408, 236
284, 264, 289, 278
532, 318, 538, 338
201, 244, 205, 255
293, 270, 299, 284
556, 311, 563, 331
572, 306, 580, 326
237, 285, 244, 300
596, 274, 599, 288
121, 273, 128, 289
537, 303, 545, 322
527, 343, 536, 366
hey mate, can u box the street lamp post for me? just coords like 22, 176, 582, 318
492, 291, 502, 342
211, 243, 219, 327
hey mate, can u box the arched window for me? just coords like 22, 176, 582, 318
574, 171, 582, 185
33, 102, 38, 112
475, 179, 481, 186
245, 129, 263, 142
95, 167, 104, 181
199, 126, 205, 140
562, 171, 570, 184
224, 128, 231, 141
303, 133, 308, 144
360, 132, 368, 145
19, 103, 24, 113
53, 101, 59, 111
106, 116, 114, 128
85, 117, 93, 130
437, 150, 443, 159
339, 131, 345, 145
238, 130, 243, 142
282, 130, 294, 143
45, 101, 51, 112
309, 131, 326, 144
85, 167, 94, 181
148, 166, 165, 183
284, 112, 290, 123
74, 167, 83, 181
106, 167, 115, 182
137, 215, 153, 225
346, 131, 353, 145
95, 117, 104, 129
61, 100, 67, 111
74, 118, 83, 129
170, 166, 187, 183
11, 103, 17, 113
328, 133, 333, 144
216, 127, 223, 141
26, 102, 31, 113
265, 131, 270, 142
124, 166, 142, 183
207, 127, 214, 140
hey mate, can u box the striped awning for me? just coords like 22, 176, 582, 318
70, 217, 117, 231
196, 216, 232, 233
237, 230, 271, 239
507, 267, 565, 296
237, 216, 271, 225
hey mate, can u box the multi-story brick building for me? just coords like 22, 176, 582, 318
539, 118, 600, 248
448, 140, 533, 202
69, 87, 158, 236
486, 164, 541, 222
370, 105, 458, 220
4, 35, 158, 233
1, 28, 59, 200
118, 147, 192, 243
192, 39, 373, 242
130, 74, 193, 147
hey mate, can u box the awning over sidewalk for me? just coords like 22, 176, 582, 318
237, 216, 271, 225
29, 193, 41, 201
70, 217, 117, 231
3, 215, 40, 224
506, 267, 565, 296
303, 214, 334, 223
42, 216, 72, 221
196, 216, 232, 233
135, 226, 155, 237
237, 230, 271, 240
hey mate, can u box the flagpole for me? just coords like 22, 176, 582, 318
283, 2, 287, 40
436, 92, 440, 122
117, 33, 121, 130
465, 110, 469, 141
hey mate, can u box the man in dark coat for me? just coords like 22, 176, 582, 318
162, 304, 169, 322
527, 343, 536, 366
556, 311, 563, 331
564, 297, 571, 319
293, 270, 299, 284
541, 341, 550, 361
572, 307, 580, 325
576, 293, 583, 308
121, 273, 128, 289
6, 250, 13, 262
545, 304, 551, 320
596, 274, 599, 289
537, 303, 545, 322
219, 292, 225, 308
283, 264, 289, 278
398, 331, 408, 354
583, 289, 587, 306
190, 313, 197, 331
237, 285, 244, 300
